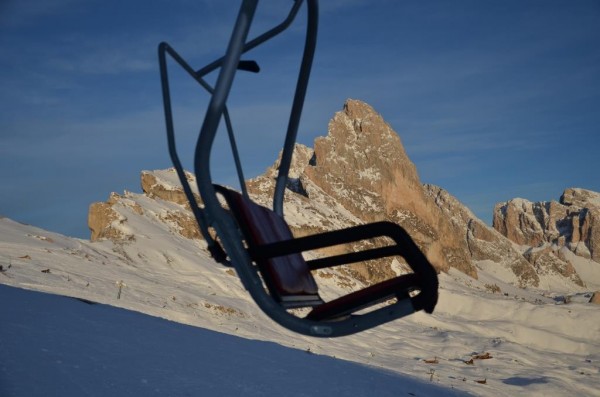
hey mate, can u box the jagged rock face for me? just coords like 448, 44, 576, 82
88, 99, 593, 290
424, 185, 540, 287
562, 188, 600, 210
141, 170, 200, 208
590, 291, 600, 305
303, 99, 475, 277
306, 99, 421, 223
492, 188, 600, 288
246, 100, 478, 280
523, 246, 584, 287
88, 169, 201, 243
562, 188, 600, 262
88, 193, 127, 242
247, 145, 399, 285
493, 188, 600, 262
493, 199, 546, 247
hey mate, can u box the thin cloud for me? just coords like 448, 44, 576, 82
0, 0, 80, 29
46, 47, 155, 75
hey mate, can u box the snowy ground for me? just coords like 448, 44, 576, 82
0, 284, 466, 397
1, 217, 599, 396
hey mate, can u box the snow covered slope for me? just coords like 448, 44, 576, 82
1, 216, 599, 396
2, 99, 599, 397
1, 284, 464, 397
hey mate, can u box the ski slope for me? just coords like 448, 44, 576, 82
1, 217, 599, 396
0, 284, 464, 397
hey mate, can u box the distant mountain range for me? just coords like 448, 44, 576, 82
88, 99, 600, 292
2, 99, 599, 396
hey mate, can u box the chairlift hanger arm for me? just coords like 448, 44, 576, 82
159, 42, 228, 261
273, 0, 318, 216
159, 0, 440, 336
195, 0, 304, 78
191, 0, 318, 215
158, 41, 247, 260
159, 0, 311, 262
159, 43, 249, 200
159, 0, 309, 203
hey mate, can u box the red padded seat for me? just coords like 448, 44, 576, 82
219, 188, 320, 303
216, 186, 428, 320
307, 273, 419, 321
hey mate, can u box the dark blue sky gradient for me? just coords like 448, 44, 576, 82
1, 0, 599, 238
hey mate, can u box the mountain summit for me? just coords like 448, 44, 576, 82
88, 99, 598, 290
249, 99, 475, 281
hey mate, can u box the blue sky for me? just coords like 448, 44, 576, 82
1, 0, 599, 239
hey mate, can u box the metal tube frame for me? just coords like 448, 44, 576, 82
159, 0, 439, 337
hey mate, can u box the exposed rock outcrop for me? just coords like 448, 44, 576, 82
245, 100, 478, 282
562, 188, 600, 262
88, 99, 594, 291
423, 185, 539, 287
141, 170, 200, 207
88, 169, 200, 243
493, 188, 600, 263
88, 193, 127, 242
590, 291, 600, 305
491, 188, 600, 289
303, 100, 475, 277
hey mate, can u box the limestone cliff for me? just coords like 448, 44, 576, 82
493, 189, 600, 261
88, 169, 201, 243
88, 99, 595, 290
423, 185, 540, 287
492, 188, 600, 286
246, 100, 476, 279
304, 100, 474, 277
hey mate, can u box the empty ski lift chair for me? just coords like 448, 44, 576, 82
158, 0, 439, 337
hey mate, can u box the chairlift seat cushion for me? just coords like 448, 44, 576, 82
306, 273, 419, 321
216, 187, 320, 300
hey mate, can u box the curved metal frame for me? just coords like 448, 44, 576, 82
159, 0, 438, 337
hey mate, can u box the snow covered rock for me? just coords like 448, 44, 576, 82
244, 99, 479, 283
88, 169, 201, 243
523, 245, 584, 287
88, 192, 131, 242
493, 188, 600, 263
424, 184, 539, 287
141, 169, 200, 207
303, 99, 475, 277
87, 100, 596, 290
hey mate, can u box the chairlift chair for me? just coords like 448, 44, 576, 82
158, 0, 439, 337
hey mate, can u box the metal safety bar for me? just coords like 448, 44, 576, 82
158, 0, 312, 260
159, 0, 440, 337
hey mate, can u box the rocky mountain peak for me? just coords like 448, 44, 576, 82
307, 99, 421, 218
263, 143, 314, 181
88, 168, 202, 243
258, 99, 476, 278
88, 99, 597, 291
494, 188, 600, 263
561, 188, 600, 210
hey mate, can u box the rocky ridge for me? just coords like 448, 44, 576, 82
88, 99, 599, 291
493, 188, 600, 287
493, 189, 600, 261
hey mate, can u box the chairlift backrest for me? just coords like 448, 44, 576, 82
158, 0, 439, 337
215, 186, 321, 304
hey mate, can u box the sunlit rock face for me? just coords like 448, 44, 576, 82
492, 188, 600, 288
89, 99, 598, 289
